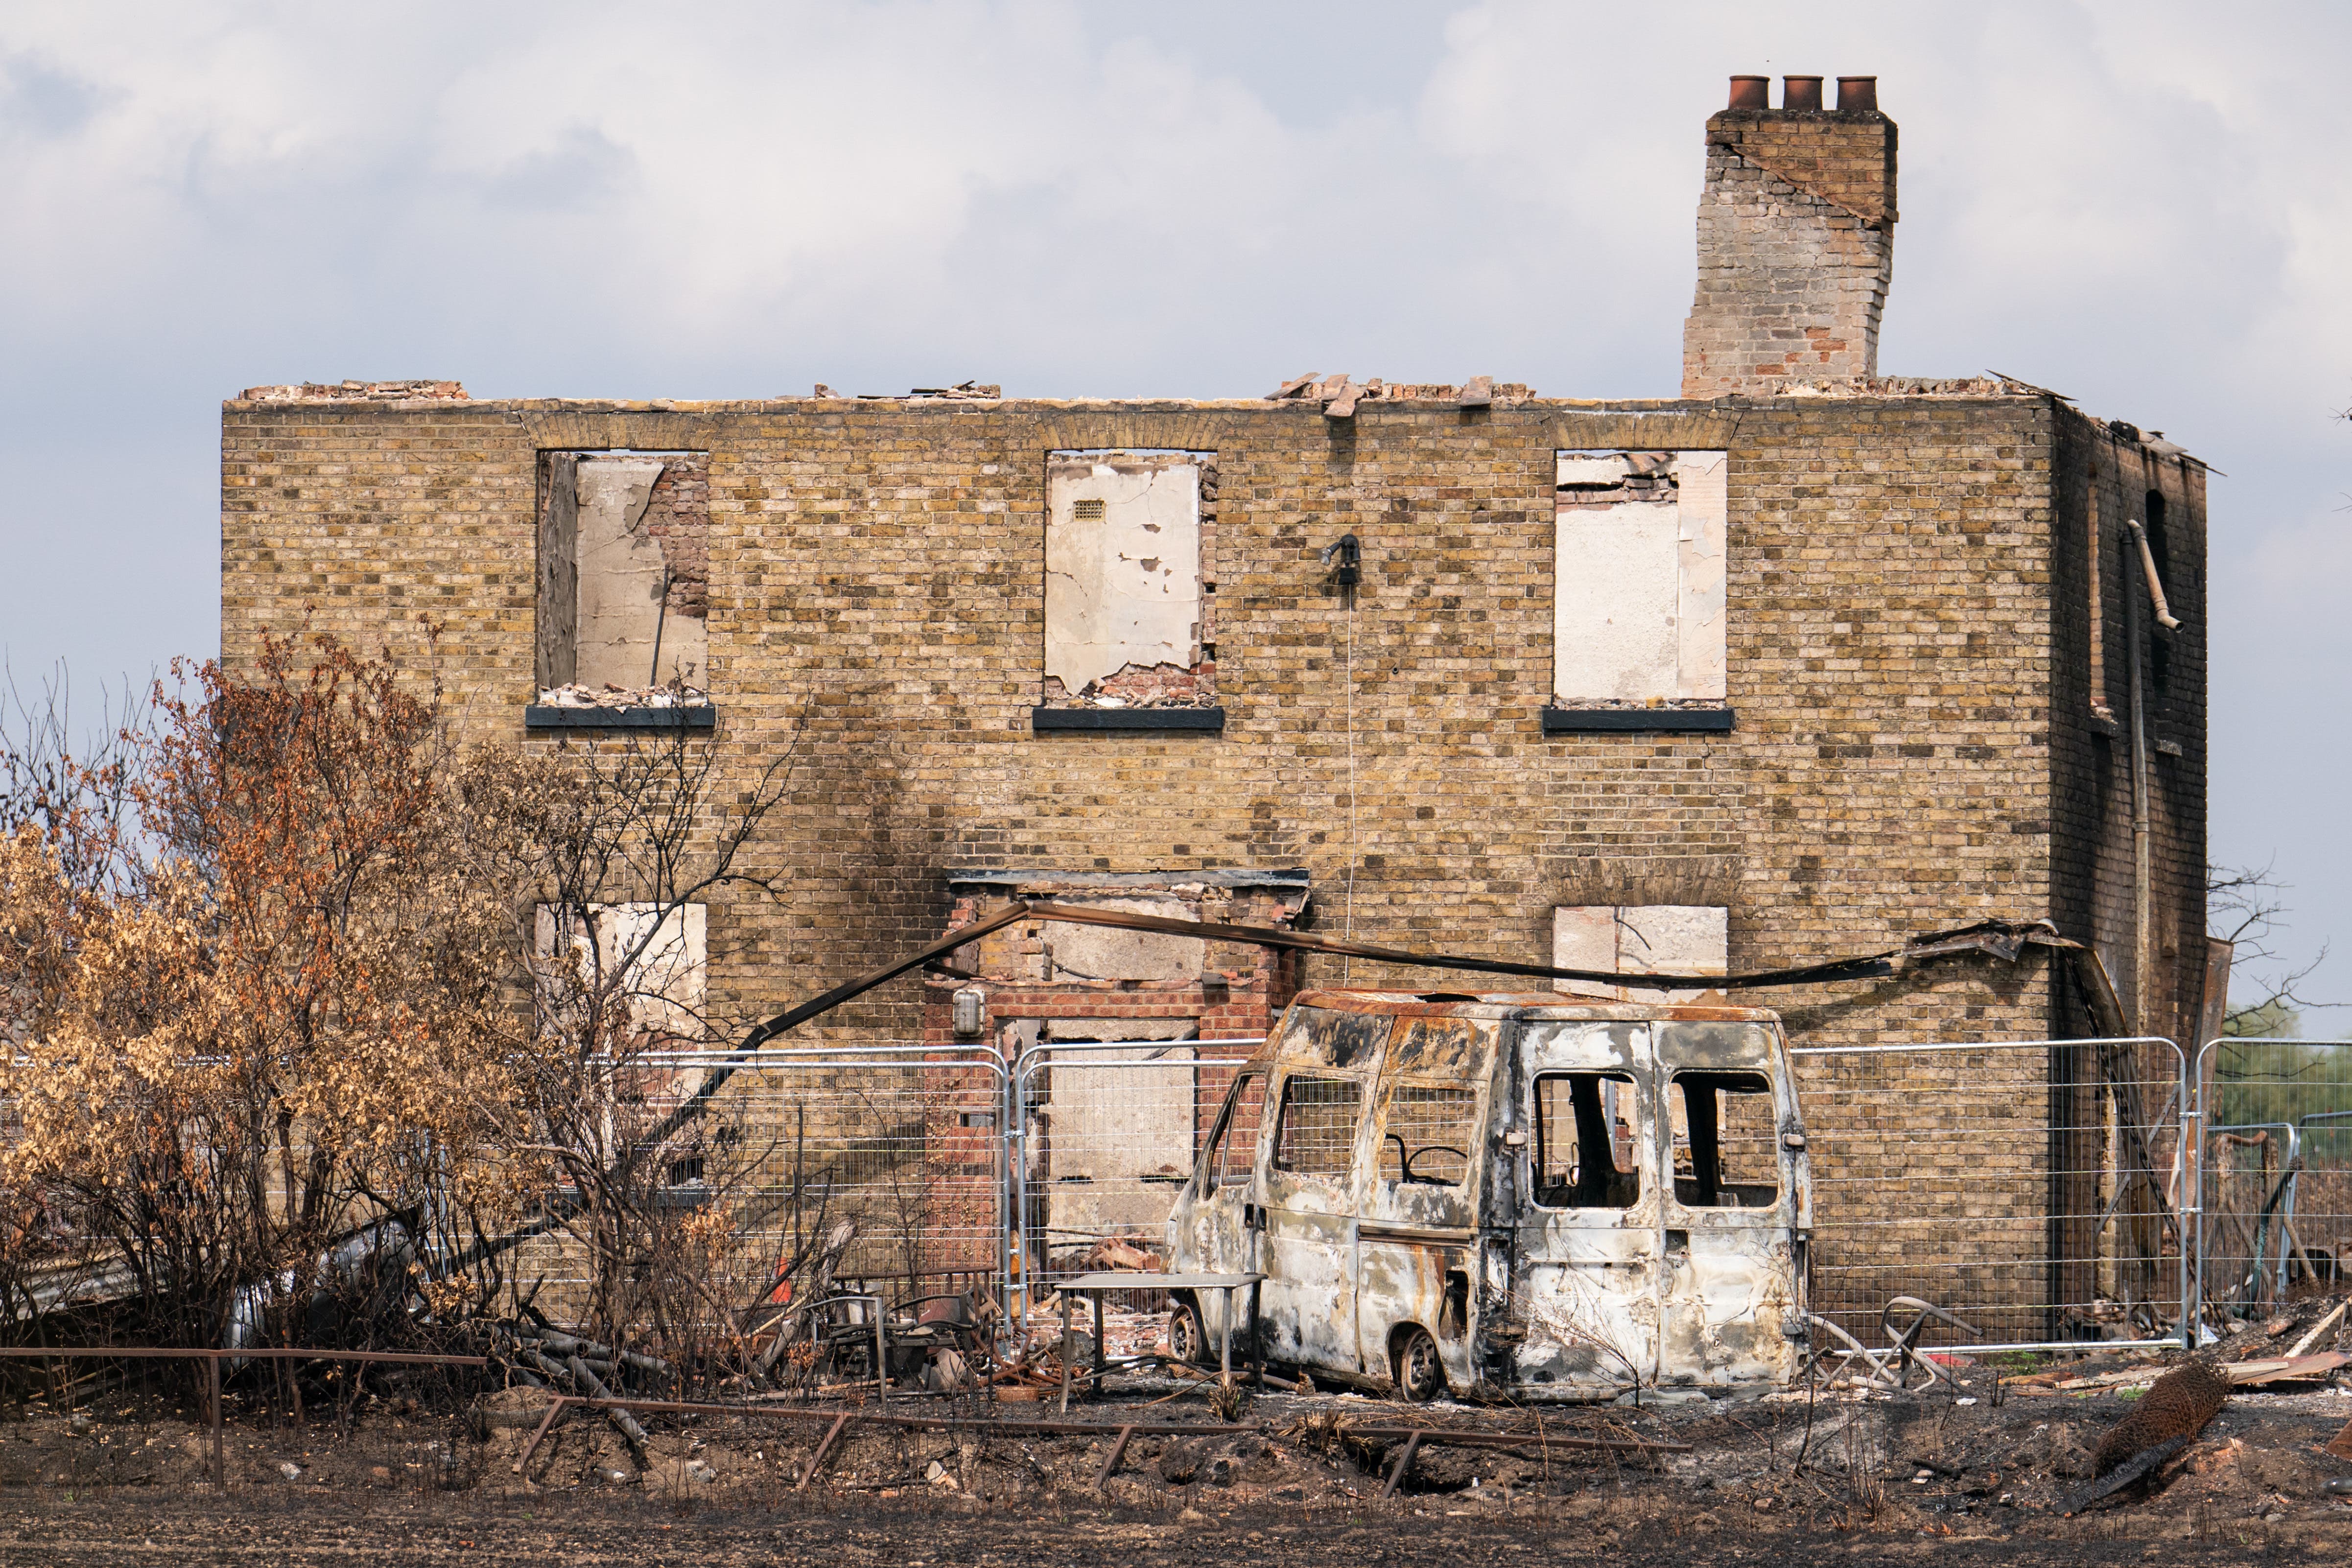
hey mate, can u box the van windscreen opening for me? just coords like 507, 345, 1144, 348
1533, 1071, 1640, 1209
1670, 1070, 1779, 1209
1203, 1072, 1264, 1189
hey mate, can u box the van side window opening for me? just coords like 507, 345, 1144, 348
1533, 1071, 1640, 1209
1202, 1073, 1265, 1188
1377, 1083, 1478, 1186
1271, 1075, 1361, 1179
1668, 1071, 1780, 1209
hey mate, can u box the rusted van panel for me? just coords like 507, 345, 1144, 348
1165, 990, 1810, 1402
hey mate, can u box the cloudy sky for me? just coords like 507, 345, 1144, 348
3, 1, 2347, 1013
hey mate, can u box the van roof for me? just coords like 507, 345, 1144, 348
1287, 988, 1784, 1026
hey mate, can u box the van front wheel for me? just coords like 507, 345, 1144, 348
1393, 1327, 1446, 1404
1168, 1298, 1207, 1366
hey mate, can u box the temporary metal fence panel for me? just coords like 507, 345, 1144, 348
502, 1044, 1010, 1340
1009, 1039, 1263, 1332
2192, 1037, 2352, 1329
1788, 1036, 2191, 1354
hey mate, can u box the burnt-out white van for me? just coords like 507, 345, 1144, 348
1163, 990, 1812, 1402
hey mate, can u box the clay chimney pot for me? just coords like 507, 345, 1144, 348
1835, 76, 1879, 114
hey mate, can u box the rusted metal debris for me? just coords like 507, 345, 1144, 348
1345, 1422, 1692, 1497
504, 1389, 1681, 1495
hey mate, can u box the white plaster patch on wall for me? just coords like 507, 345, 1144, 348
1555, 497, 1680, 699
1045, 1036, 1200, 1235
1552, 450, 1728, 704
535, 900, 709, 1052
1554, 903, 1728, 1004
1043, 894, 1207, 982
575, 458, 706, 687
1044, 453, 1202, 693
1675, 451, 1729, 701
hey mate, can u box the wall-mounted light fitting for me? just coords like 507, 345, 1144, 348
1320, 532, 1361, 588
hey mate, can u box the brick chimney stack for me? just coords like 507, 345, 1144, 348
1681, 74, 1898, 398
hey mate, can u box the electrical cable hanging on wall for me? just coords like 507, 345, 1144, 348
1321, 533, 1363, 981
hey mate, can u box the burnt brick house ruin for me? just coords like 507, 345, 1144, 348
221, 77, 2207, 1306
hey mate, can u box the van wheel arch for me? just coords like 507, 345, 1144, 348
1168, 1292, 1208, 1366
1389, 1323, 1447, 1403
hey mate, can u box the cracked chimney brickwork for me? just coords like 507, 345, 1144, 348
1681, 81, 1898, 398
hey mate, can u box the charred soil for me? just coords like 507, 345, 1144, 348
2, 1344, 2351, 1565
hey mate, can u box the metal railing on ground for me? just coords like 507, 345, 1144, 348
1789, 1035, 2192, 1354
1007, 1038, 1261, 1334
2192, 1037, 2352, 1331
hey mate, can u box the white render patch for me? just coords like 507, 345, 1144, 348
1043, 895, 1207, 982
1554, 904, 1728, 1004
1674, 452, 1728, 700
575, 458, 706, 689
1045, 453, 1202, 693
534, 901, 708, 1044
1553, 451, 1728, 703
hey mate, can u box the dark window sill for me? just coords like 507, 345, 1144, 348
525, 705, 718, 730
1543, 706, 1734, 734
1032, 706, 1225, 733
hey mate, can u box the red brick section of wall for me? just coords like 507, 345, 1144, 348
643, 455, 710, 623
912, 885, 1301, 1269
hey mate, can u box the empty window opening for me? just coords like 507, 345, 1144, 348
1533, 1071, 1641, 1209
1553, 449, 1727, 706
1042, 450, 1217, 709
1378, 1083, 1478, 1187
1668, 1071, 1780, 1209
1272, 1074, 1361, 1179
537, 450, 710, 701
1201, 1072, 1265, 1189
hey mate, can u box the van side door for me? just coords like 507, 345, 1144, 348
1255, 1008, 1388, 1377
1510, 1021, 1660, 1398
1164, 1067, 1267, 1347
1654, 1022, 1804, 1387
1356, 1017, 1492, 1391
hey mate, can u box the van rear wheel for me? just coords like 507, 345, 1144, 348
1168, 1298, 1208, 1366
1393, 1326, 1446, 1404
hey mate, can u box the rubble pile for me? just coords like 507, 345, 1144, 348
534, 682, 711, 710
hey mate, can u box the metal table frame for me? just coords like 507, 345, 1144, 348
1054, 1270, 1264, 1411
